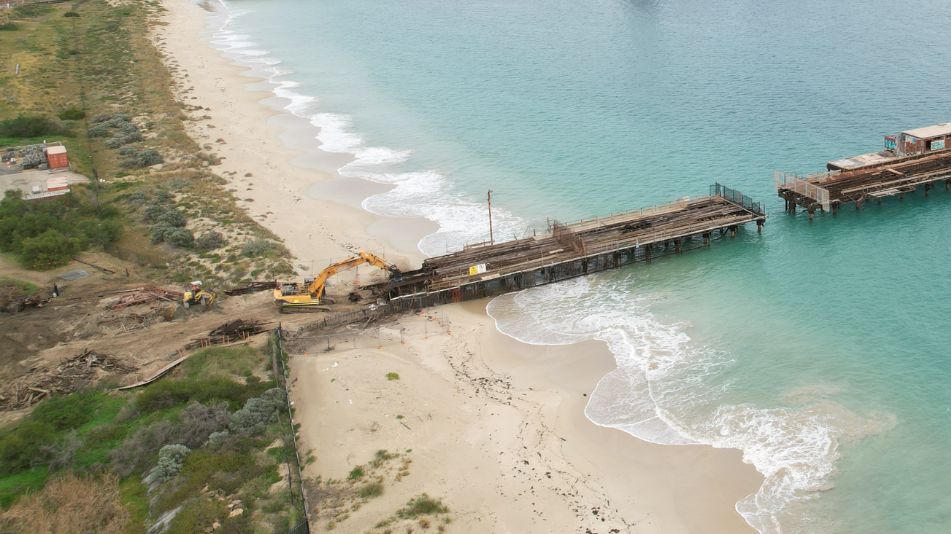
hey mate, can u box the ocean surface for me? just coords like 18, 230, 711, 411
208, 1, 951, 531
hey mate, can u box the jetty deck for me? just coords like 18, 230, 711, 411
777, 148, 951, 214
373, 184, 765, 309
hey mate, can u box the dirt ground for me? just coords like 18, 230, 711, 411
0, 252, 324, 423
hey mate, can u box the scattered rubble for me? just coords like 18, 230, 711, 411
184, 319, 268, 350
104, 286, 183, 310
0, 288, 50, 314
224, 281, 275, 297
0, 349, 133, 410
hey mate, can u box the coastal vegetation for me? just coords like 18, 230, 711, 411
0, 190, 122, 269
0, 0, 294, 284
0, 342, 307, 532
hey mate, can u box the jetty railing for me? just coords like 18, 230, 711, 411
773, 172, 831, 211
711, 182, 766, 215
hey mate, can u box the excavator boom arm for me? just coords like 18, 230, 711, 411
305, 251, 396, 301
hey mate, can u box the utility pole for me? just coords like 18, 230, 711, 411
487, 189, 494, 245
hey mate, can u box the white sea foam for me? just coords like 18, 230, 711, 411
487, 276, 895, 534
208, 1, 527, 255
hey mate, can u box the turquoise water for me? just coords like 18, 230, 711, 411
212, 0, 951, 531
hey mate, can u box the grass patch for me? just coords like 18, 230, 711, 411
57, 106, 86, 121
136, 376, 272, 412
397, 494, 449, 519
0, 391, 119, 477
118, 477, 148, 532
155, 447, 270, 514
0, 467, 48, 508
0, 276, 39, 294
385, 372, 400, 381
347, 466, 364, 481
357, 481, 383, 499
165, 496, 229, 534
181, 345, 262, 381
0, 115, 68, 138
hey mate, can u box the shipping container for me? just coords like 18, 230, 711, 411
45, 145, 69, 169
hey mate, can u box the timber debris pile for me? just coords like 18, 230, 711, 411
103, 286, 183, 309
184, 319, 268, 350
0, 349, 133, 410
0, 287, 50, 314
224, 281, 275, 296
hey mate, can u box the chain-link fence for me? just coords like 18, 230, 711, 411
269, 327, 310, 534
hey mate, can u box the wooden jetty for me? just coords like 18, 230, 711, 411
777, 122, 951, 216
368, 183, 765, 310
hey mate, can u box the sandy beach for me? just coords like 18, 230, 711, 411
154, 0, 764, 531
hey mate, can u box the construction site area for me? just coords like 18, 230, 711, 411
0, 183, 766, 418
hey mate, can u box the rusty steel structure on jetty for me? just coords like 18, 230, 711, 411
364, 183, 765, 311
776, 122, 951, 218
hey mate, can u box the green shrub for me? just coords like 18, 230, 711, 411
157, 448, 264, 512
397, 494, 449, 518
386, 372, 400, 381
177, 402, 230, 448
166, 497, 229, 534
358, 481, 384, 499
63, 11, 80, 17
0, 421, 55, 475
143, 203, 171, 223
120, 148, 163, 169
111, 420, 177, 477
0, 191, 122, 269
145, 444, 190, 485
19, 230, 81, 269
151, 225, 194, 248
240, 238, 278, 258
195, 231, 225, 251
157, 210, 186, 228
137, 377, 269, 413
31, 393, 104, 431
86, 123, 111, 138
104, 131, 142, 148
166, 228, 194, 248
347, 466, 364, 481
0, 392, 114, 476
228, 388, 284, 436
77, 219, 122, 247
0, 22, 19, 31
57, 106, 86, 121
0, 115, 67, 138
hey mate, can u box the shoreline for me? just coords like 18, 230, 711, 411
154, 0, 764, 531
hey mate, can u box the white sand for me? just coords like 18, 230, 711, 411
155, 1, 764, 531
288, 303, 762, 532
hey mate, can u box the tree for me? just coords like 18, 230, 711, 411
19, 230, 81, 269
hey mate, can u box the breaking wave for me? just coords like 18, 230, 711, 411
487, 275, 895, 533
208, 1, 523, 256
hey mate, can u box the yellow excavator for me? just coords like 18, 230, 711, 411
274, 251, 398, 313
